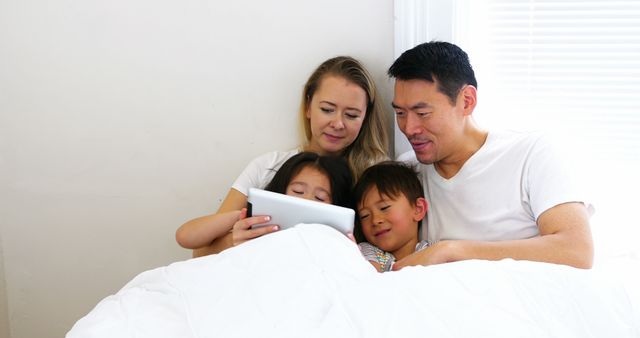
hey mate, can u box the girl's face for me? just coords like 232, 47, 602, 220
305, 75, 367, 156
285, 166, 332, 204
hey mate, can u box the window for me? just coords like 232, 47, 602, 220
394, 0, 640, 261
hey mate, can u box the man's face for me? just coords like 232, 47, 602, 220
392, 79, 466, 165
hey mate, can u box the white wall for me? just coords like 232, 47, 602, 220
0, 1, 394, 337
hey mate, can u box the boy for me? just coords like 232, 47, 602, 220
354, 161, 430, 272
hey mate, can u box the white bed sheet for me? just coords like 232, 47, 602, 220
67, 224, 640, 338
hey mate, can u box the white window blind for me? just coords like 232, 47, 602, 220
456, 0, 640, 166
396, 0, 640, 259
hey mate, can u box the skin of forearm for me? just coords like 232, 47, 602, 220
190, 189, 248, 257
457, 202, 594, 269
453, 227, 594, 269
193, 232, 234, 258
395, 221, 593, 270
176, 211, 240, 249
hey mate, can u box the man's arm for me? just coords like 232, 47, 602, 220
393, 202, 593, 269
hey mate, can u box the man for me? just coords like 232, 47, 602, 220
389, 41, 593, 269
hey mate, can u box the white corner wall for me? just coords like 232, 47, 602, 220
0, 1, 394, 337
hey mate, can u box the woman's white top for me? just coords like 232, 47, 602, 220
231, 149, 299, 196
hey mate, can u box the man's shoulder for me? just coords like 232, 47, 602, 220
485, 130, 551, 155
488, 130, 545, 145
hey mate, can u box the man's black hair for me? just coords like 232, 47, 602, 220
388, 41, 477, 104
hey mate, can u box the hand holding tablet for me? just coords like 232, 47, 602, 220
247, 188, 355, 235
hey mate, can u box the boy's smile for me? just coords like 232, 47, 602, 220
374, 229, 391, 237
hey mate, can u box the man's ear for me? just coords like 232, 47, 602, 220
461, 85, 477, 115
413, 197, 428, 222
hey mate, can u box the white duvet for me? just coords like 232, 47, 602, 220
68, 224, 640, 338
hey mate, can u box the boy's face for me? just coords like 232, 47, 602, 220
357, 186, 427, 256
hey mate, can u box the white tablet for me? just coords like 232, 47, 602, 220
247, 188, 355, 235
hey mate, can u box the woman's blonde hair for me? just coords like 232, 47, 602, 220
299, 56, 389, 180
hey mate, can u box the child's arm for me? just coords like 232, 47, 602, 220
175, 209, 244, 249
190, 189, 280, 257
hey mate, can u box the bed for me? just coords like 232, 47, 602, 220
67, 224, 640, 337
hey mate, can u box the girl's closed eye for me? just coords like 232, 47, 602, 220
287, 182, 305, 195
314, 189, 331, 203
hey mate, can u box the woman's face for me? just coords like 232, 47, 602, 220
305, 75, 367, 156
285, 166, 332, 204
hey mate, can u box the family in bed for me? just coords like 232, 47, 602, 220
175, 41, 594, 271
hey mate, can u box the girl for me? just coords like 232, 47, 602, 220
176, 152, 354, 249
181, 56, 389, 256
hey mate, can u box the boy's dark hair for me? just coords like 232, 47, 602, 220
352, 161, 425, 242
388, 41, 477, 105
265, 152, 354, 209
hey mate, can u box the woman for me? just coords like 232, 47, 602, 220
178, 56, 389, 257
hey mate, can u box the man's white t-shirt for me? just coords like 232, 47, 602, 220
399, 131, 591, 243
231, 149, 299, 196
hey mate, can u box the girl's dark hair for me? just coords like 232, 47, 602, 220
264, 152, 354, 209
352, 161, 425, 242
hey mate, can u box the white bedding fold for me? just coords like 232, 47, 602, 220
67, 224, 640, 338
